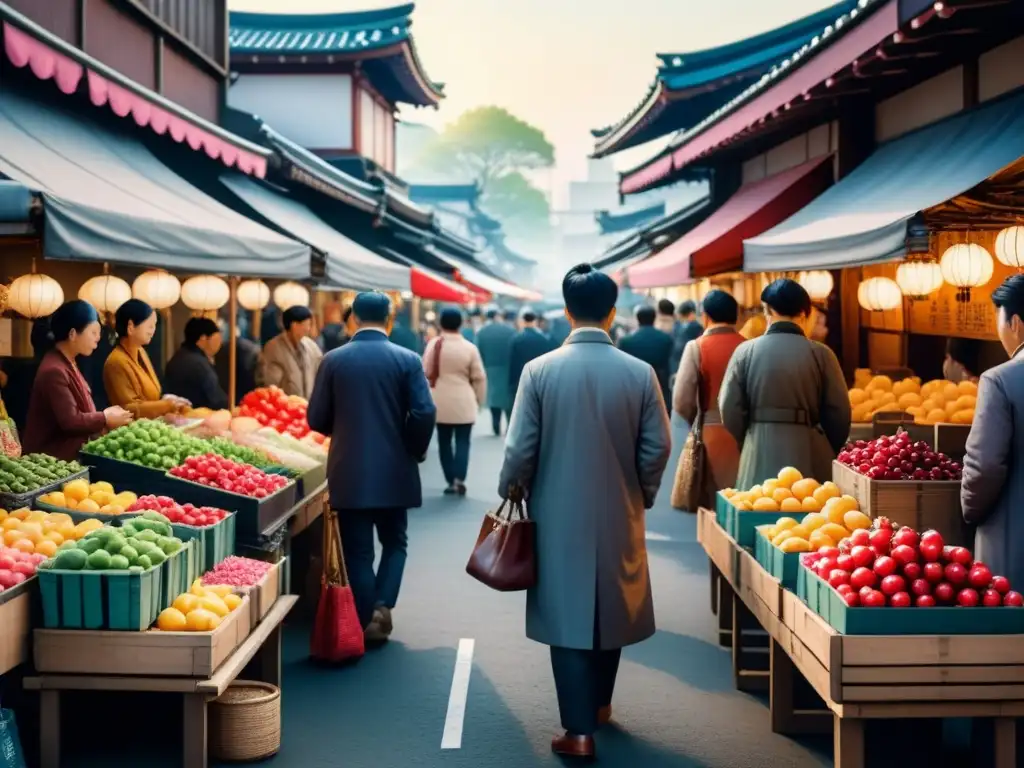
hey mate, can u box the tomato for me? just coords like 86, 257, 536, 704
915, 594, 937, 607
982, 589, 1003, 607
944, 563, 967, 585
880, 574, 905, 596
850, 567, 876, 590
957, 588, 980, 607
861, 590, 886, 607
850, 545, 874, 569
888, 591, 912, 608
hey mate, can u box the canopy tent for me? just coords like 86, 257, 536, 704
373, 246, 478, 303
744, 90, 1024, 271
0, 88, 309, 276
219, 174, 410, 292
425, 246, 541, 301
628, 155, 833, 288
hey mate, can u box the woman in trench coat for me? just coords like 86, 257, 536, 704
719, 279, 851, 490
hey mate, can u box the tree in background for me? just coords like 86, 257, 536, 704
414, 106, 555, 230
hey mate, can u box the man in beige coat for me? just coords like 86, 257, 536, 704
261, 305, 323, 400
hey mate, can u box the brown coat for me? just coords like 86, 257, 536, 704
423, 332, 486, 425
262, 332, 323, 400
24, 350, 107, 460
103, 341, 175, 419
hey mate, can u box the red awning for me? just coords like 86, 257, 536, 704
2, 21, 268, 177
628, 155, 834, 289
411, 268, 477, 303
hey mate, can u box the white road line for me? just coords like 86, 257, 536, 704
645, 531, 672, 541
441, 638, 475, 749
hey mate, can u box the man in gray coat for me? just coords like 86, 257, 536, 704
962, 274, 1024, 591
498, 264, 672, 759
475, 308, 515, 435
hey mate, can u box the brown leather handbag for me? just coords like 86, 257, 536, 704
427, 337, 444, 388
672, 340, 715, 512
466, 492, 536, 591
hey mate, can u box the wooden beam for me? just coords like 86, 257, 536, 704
154, 35, 164, 93
77, 0, 87, 48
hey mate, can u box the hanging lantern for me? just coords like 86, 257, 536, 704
273, 281, 310, 312
857, 277, 902, 312
994, 226, 1024, 269
895, 261, 944, 300
237, 280, 270, 311
132, 270, 181, 310
7, 273, 64, 318
180, 275, 230, 312
798, 270, 834, 302
940, 242, 993, 302
79, 274, 132, 313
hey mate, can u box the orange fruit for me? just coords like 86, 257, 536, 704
2, 518, 20, 532
157, 608, 188, 632
9, 508, 29, 521
11, 539, 35, 554
44, 531, 64, 545
185, 609, 220, 632
779, 497, 803, 513
172, 593, 200, 615
223, 594, 242, 612
801, 496, 822, 512
776, 467, 803, 489
3, 530, 24, 546
198, 596, 229, 618
752, 497, 779, 512
790, 478, 820, 501
772, 487, 794, 504
35, 540, 58, 558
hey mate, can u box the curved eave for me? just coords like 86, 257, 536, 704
592, 80, 666, 158
362, 41, 443, 108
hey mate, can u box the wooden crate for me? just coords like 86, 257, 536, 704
933, 423, 970, 459
831, 461, 967, 545
0, 578, 34, 674
701, 512, 736, 587
33, 594, 253, 677
207, 558, 285, 627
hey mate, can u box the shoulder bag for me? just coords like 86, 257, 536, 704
427, 337, 444, 389
672, 338, 715, 512
466, 489, 536, 591
310, 508, 365, 663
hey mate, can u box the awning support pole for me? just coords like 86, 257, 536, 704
228, 277, 238, 407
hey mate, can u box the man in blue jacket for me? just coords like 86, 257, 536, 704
307, 291, 437, 645
508, 310, 555, 407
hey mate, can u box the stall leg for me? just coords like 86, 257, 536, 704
717, 580, 734, 648
770, 639, 830, 735
993, 717, 1016, 768
833, 715, 864, 768
709, 559, 720, 616
39, 690, 60, 768
182, 694, 208, 768
731, 597, 768, 693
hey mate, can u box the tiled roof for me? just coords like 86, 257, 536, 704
596, 202, 667, 234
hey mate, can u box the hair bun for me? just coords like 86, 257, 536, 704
576, 263, 594, 274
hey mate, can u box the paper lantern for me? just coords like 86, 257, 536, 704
132, 270, 181, 310
797, 270, 834, 302
895, 261, 943, 300
857, 277, 902, 312
180, 275, 230, 311
78, 275, 132, 313
273, 281, 309, 312
7, 273, 64, 318
994, 226, 1024, 269
940, 242, 993, 302
237, 280, 270, 311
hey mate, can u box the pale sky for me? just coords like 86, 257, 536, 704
228, 0, 838, 198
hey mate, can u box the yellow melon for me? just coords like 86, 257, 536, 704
951, 408, 974, 424
843, 510, 871, 531
779, 537, 811, 554
848, 388, 868, 405
820, 523, 851, 542
808, 529, 835, 551
779, 496, 803, 513
897, 392, 922, 409
773, 517, 799, 531
801, 513, 827, 531
957, 380, 978, 396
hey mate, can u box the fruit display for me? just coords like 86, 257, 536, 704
202, 555, 273, 588
0, 545, 45, 591
37, 480, 138, 516
47, 513, 183, 572
126, 494, 229, 527
838, 431, 962, 481
230, 427, 327, 471
169, 454, 290, 498
0, 454, 84, 496
236, 386, 314, 438
802, 517, 1022, 608
721, 467, 842, 513
849, 374, 977, 425
760, 498, 870, 554
1, 508, 103, 556
156, 579, 243, 631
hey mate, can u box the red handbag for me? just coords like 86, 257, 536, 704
310, 508, 365, 663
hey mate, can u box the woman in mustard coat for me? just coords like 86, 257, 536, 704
103, 299, 188, 419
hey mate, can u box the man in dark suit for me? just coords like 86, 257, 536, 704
508, 310, 554, 406
307, 292, 437, 645
165, 317, 229, 410
619, 306, 674, 409
388, 317, 422, 354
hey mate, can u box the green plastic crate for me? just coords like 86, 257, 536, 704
38, 565, 162, 631
753, 518, 810, 589
797, 564, 1024, 635
714, 492, 797, 547
714, 492, 735, 534
170, 514, 236, 573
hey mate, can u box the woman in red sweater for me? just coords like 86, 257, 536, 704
24, 301, 132, 460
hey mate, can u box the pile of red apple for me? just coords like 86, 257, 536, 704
126, 495, 230, 528
802, 517, 1022, 608
0, 546, 44, 592
837, 430, 961, 481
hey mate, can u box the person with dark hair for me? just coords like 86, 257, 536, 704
388, 309, 421, 354
25, 301, 132, 459
669, 289, 745, 509
672, 299, 703, 373
502, 308, 518, 325
476, 306, 516, 434
962, 273, 1024, 592
104, 298, 187, 418
319, 302, 347, 353
499, 264, 671, 759
944, 337, 983, 383
508, 308, 554, 405
719, 278, 850, 490
423, 307, 486, 494
618, 305, 673, 408
307, 291, 436, 646
215, 319, 263, 406
655, 298, 676, 336
261, 304, 323, 399
164, 317, 228, 410
461, 307, 482, 344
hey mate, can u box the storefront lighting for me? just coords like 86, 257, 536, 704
132, 270, 181, 310
994, 226, 1024, 269
180, 275, 230, 312
78, 274, 131, 314
7, 272, 64, 318
273, 281, 310, 312
895, 261, 943, 300
237, 280, 271, 311
940, 242, 993, 302
797, 270, 834, 302
857, 277, 902, 312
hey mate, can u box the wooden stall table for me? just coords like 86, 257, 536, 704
24, 595, 298, 768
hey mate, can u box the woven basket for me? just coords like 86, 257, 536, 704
209, 681, 281, 762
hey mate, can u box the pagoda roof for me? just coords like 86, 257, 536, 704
596, 202, 666, 234
229, 4, 443, 108
408, 183, 481, 206
591, 0, 855, 158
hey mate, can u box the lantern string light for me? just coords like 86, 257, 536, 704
939, 241, 993, 303
273, 282, 310, 312
237, 280, 271, 311
79, 274, 132, 314
7, 273, 64, 318
895, 261, 943, 301
132, 270, 181, 310
857, 276, 902, 312
180, 275, 230, 312
994, 226, 1024, 270
797, 270, 834, 302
